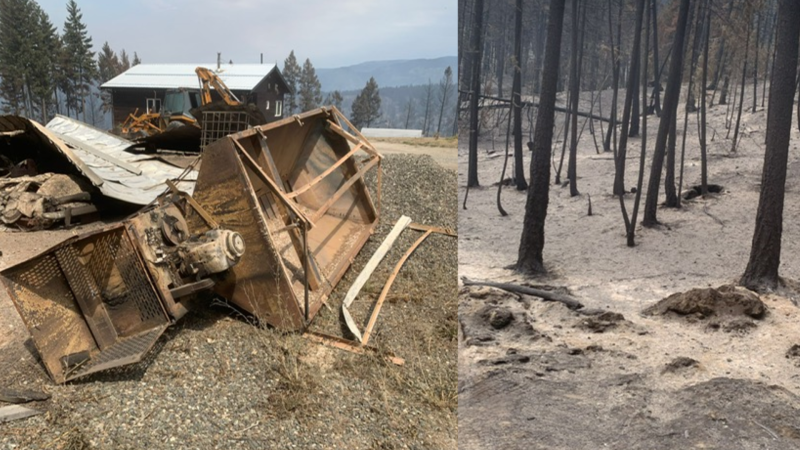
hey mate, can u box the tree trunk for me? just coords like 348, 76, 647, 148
700, 0, 712, 197
627, 0, 651, 247
516, 0, 565, 275
643, 0, 691, 227
512, 0, 527, 190
731, 21, 751, 153
651, 0, 662, 116
613, 0, 646, 196
568, 0, 585, 197
467, 0, 485, 188
604, 0, 622, 153
740, 0, 800, 291
753, 13, 760, 112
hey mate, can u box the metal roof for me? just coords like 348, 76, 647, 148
101, 63, 278, 91
44, 115, 196, 205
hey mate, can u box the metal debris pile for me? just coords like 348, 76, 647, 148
0, 106, 451, 384
1, 173, 95, 230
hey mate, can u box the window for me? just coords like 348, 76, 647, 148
265, 100, 270, 111
275, 100, 283, 117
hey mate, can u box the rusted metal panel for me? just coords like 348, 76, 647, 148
1, 224, 171, 383
189, 107, 381, 331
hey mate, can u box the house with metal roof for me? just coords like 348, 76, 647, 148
101, 63, 291, 127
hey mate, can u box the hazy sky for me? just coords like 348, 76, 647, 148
36, 0, 457, 68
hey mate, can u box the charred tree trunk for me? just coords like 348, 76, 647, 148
613, 0, 646, 196
627, 0, 651, 247
467, 0, 485, 188
700, 0, 712, 197
672, 0, 706, 208
568, 0, 585, 197
753, 13, 760, 112
512, 0, 527, 190
731, 20, 751, 153
517, 0, 565, 275
651, 0, 661, 116
604, 0, 622, 154
643, 0, 691, 227
740, 0, 800, 291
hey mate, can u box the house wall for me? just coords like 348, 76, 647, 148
250, 72, 290, 122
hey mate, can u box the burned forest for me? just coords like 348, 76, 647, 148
459, 0, 800, 448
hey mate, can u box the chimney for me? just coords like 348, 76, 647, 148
217, 52, 221, 70
260, 53, 263, 64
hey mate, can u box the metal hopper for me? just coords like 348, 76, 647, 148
187, 106, 381, 330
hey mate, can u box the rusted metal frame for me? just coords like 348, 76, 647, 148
342, 215, 412, 341
165, 180, 219, 230
330, 107, 378, 154
309, 156, 380, 223
231, 139, 313, 228
233, 138, 321, 292
325, 120, 380, 158
303, 221, 310, 323
284, 142, 365, 199
303, 331, 404, 366
408, 223, 457, 237
53, 245, 118, 350
361, 230, 434, 346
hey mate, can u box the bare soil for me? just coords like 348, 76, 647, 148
0, 143, 456, 449
458, 85, 800, 449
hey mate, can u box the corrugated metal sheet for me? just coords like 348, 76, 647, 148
101, 63, 276, 91
44, 115, 196, 205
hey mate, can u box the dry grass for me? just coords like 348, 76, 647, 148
371, 136, 458, 148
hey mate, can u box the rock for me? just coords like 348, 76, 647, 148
663, 357, 699, 373
487, 308, 513, 330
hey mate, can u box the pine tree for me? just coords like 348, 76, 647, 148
282, 50, 301, 114
0, 0, 58, 120
97, 41, 121, 112
0, 0, 31, 114
324, 90, 343, 110
351, 77, 381, 129
119, 49, 130, 71
28, 3, 58, 122
61, 0, 96, 120
132, 51, 141, 65
298, 58, 322, 112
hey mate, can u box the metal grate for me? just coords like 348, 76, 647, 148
201, 111, 254, 148
109, 232, 164, 324
68, 326, 166, 380
16, 254, 62, 289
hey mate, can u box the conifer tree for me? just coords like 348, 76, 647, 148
298, 58, 322, 112
351, 77, 381, 129
324, 90, 343, 110
282, 50, 301, 114
61, 0, 96, 120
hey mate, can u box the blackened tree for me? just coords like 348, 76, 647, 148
740, 0, 800, 291
516, 0, 565, 275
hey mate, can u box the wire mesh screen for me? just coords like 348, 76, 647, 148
201, 111, 255, 148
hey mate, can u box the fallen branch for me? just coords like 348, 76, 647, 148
461, 277, 584, 310
458, 90, 612, 123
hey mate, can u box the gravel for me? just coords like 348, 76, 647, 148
0, 153, 456, 450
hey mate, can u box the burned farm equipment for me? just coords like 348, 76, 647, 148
1, 106, 383, 382
1, 196, 245, 383
120, 66, 266, 152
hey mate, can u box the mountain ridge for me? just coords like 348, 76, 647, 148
317, 56, 457, 92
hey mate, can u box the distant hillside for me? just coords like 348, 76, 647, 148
317, 57, 457, 91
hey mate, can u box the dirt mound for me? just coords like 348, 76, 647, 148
458, 287, 547, 347
643, 285, 766, 331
